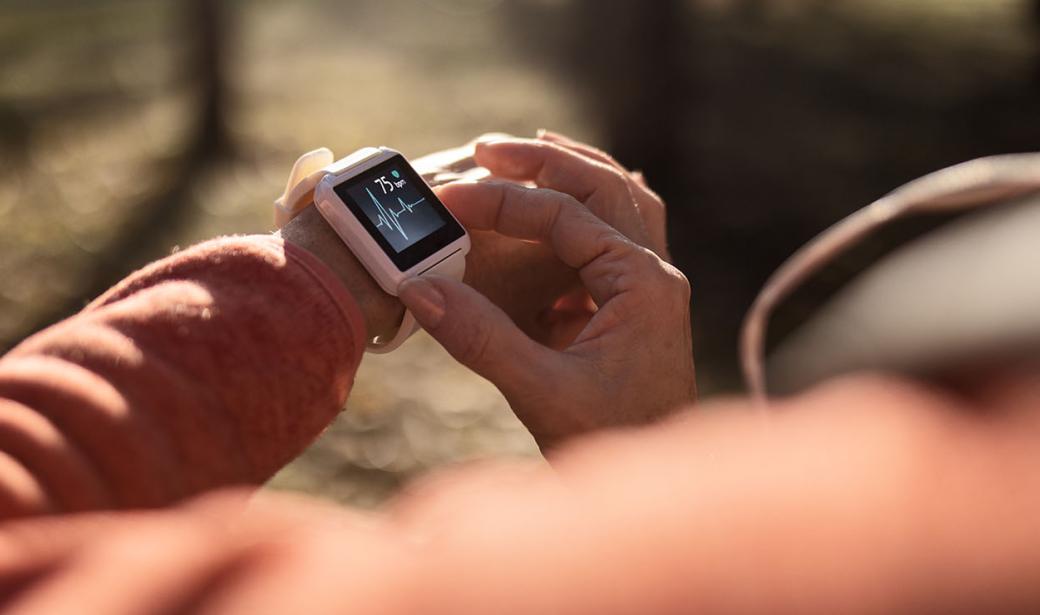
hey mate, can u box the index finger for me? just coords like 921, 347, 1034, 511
437, 181, 646, 305
475, 136, 666, 259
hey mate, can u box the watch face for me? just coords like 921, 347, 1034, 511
332, 154, 466, 271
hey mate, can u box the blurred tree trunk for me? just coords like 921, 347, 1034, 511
12, 0, 235, 349
1033, 0, 1040, 86
186, 0, 233, 162
568, 0, 688, 202
565, 0, 703, 371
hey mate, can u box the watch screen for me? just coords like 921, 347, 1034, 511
332, 154, 465, 271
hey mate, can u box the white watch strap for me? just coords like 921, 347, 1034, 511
367, 251, 466, 354
275, 147, 466, 354
274, 148, 334, 228
274, 147, 387, 227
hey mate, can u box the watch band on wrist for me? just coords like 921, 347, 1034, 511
275, 147, 467, 354
368, 250, 465, 353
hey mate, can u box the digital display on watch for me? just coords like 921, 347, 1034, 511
333, 155, 465, 271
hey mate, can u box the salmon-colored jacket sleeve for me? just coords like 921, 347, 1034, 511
0, 236, 367, 518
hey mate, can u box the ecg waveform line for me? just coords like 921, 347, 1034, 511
366, 188, 427, 241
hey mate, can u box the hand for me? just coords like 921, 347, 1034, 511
399, 181, 696, 451
425, 131, 671, 349
279, 131, 666, 346
477, 130, 670, 260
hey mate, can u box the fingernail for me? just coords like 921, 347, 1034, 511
398, 277, 446, 328
536, 128, 547, 139
476, 133, 512, 146
475, 142, 530, 177
436, 179, 481, 190
475, 140, 509, 154
537, 129, 566, 142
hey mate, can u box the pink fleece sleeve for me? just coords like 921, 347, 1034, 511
0, 235, 366, 518
2, 378, 1040, 614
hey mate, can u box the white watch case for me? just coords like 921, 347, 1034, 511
312, 147, 471, 296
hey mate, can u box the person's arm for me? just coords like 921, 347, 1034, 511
0, 204, 394, 518
277, 205, 404, 341
399, 161, 696, 451
3, 374, 1040, 614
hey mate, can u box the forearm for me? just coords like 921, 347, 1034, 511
0, 232, 369, 518
370, 376, 1040, 613
277, 204, 404, 341
4, 376, 1040, 613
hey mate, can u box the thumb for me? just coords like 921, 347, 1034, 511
398, 274, 555, 390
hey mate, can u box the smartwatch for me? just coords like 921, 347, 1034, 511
274, 147, 471, 353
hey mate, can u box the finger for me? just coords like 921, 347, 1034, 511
3, 514, 241, 615
474, 138, 649, 246
551, 288, 597, 314
630, 170, 651, 190
435, 181, 621, 265
537, 289, 597, 350
536, 131, 670, 260
537, 130, 625, 171
399, 274, 560, 394
433, 181, 652, 306
474, 137, 653, 254
537, 130, 665, 208
536, 131, 665, 212
475, 137, 624, 204
535, 131, 665, 213
434, 183, 499, 228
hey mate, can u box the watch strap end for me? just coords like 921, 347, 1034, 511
274, 147, 335, 228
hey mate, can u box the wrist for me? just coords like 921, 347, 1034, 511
276, 205, 405, 341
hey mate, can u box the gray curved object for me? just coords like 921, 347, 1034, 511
767, 196, 1040, 394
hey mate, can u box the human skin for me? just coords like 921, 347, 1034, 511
281, 131, 696, 451
282, 132, 694, 451
2, 373, 1039, 613
280, 132, 675, 349
278, 204, 404, 341
469, 133, 675, 350
400, 179, 696, 451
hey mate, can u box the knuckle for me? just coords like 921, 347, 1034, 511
638, 194, 667, 223
536, 143, 570, 181
594, 227, 634, 258
633, 182, 667, 218
592, 171, 634, 213
636, 250, 689, 298
659, 262, 692, 301
456, 318, 495, 367
669, 267, 692, 302
515, 184, 541, 210
605, 167, 630, 195
630, 245, 662, 269
632, 172, 665, 202
549, 190, 587, 219
647, 189, 666, 211
538, 187, 581, 211
594, 147, 621, 168
533, 188, 580, 236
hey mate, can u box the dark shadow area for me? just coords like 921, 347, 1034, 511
504, 0, 1040, 390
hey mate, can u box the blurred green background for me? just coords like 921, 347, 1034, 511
2, 0, 1039, 507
